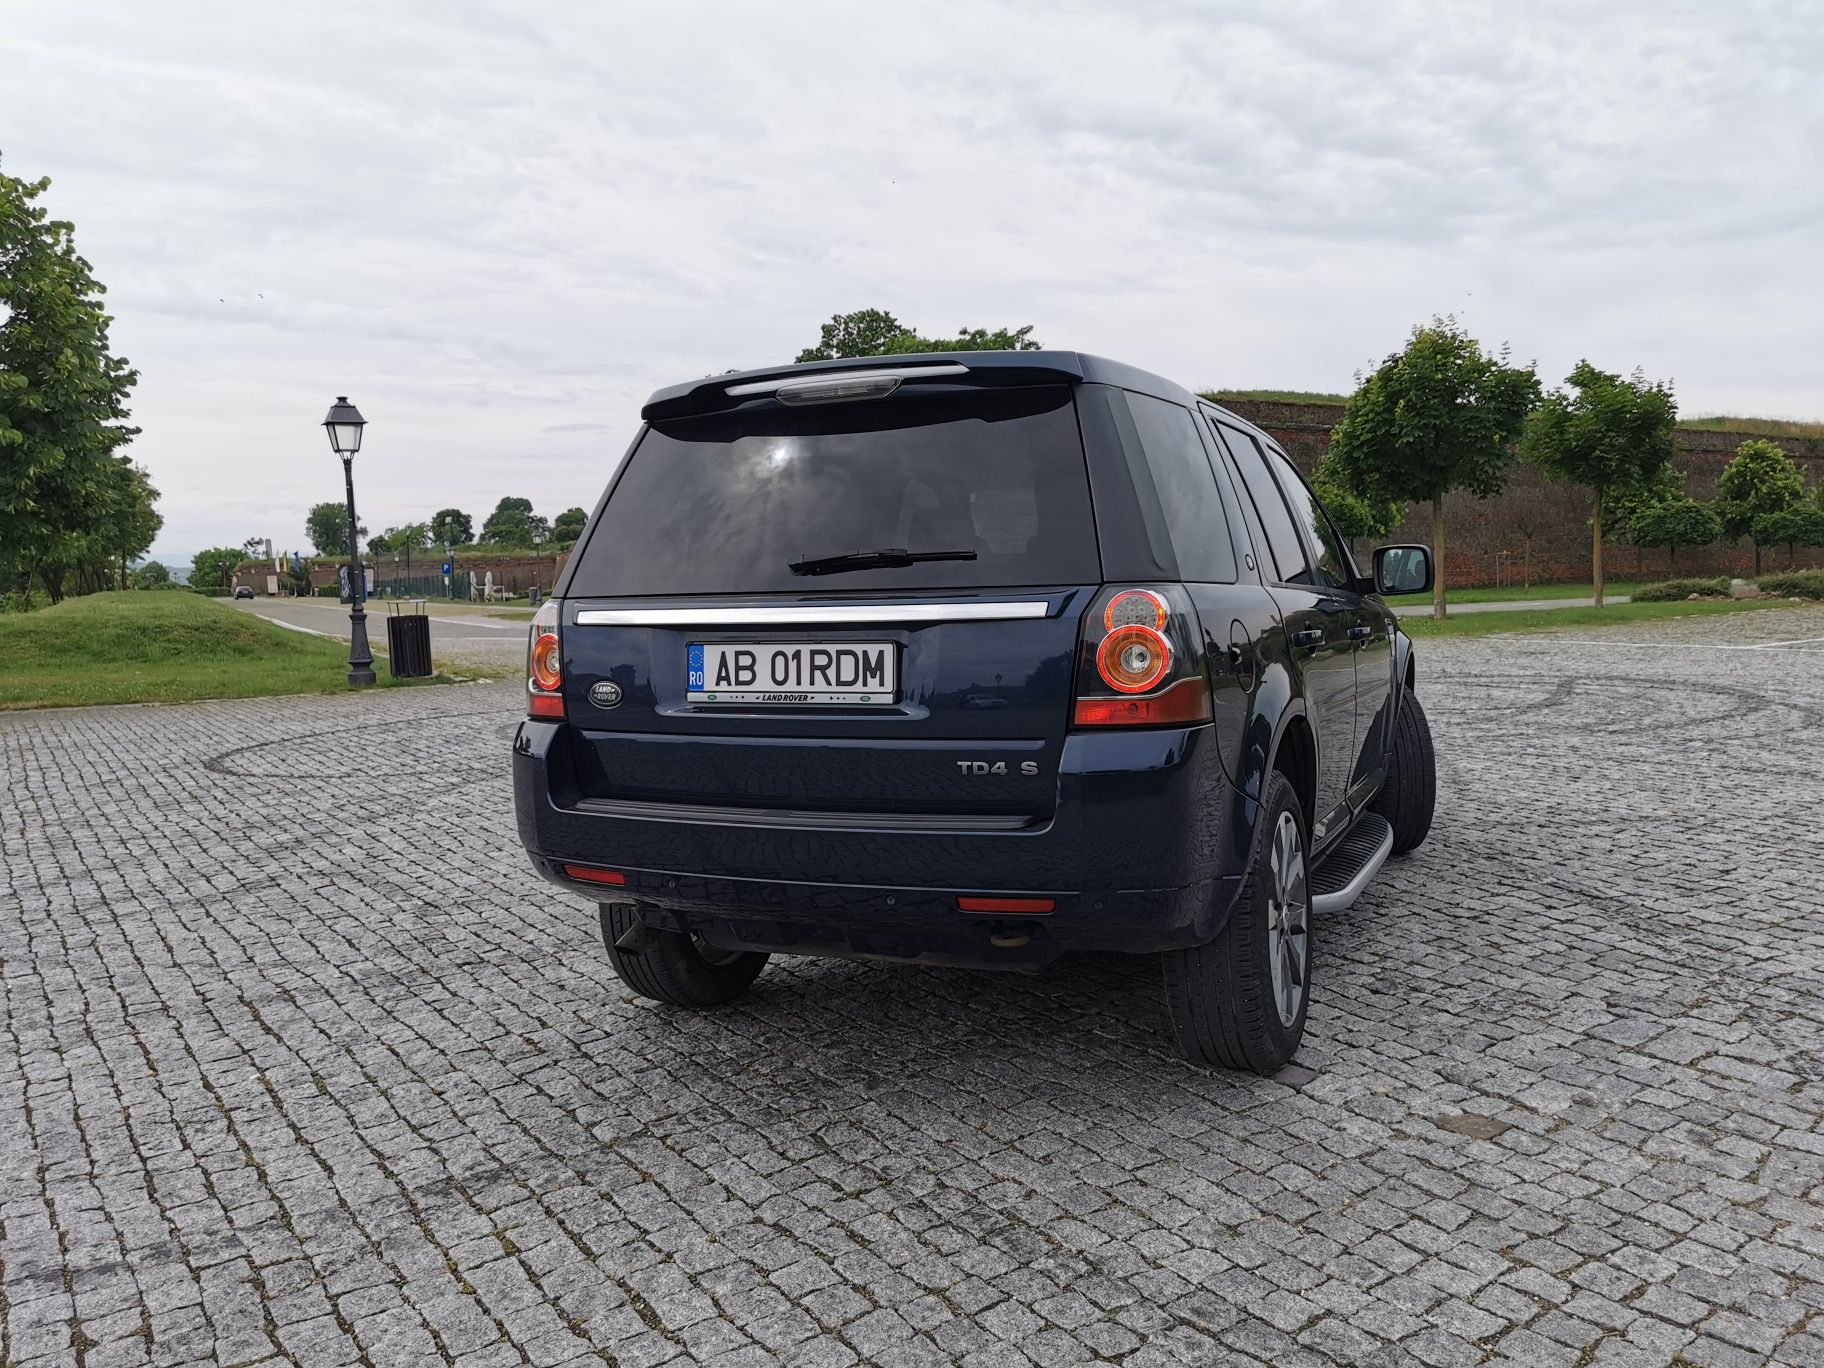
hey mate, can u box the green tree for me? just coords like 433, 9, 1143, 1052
552, 506, 588, 545
387, 521, 430, 550
796, 308, 1042, 363
1714, 438, 1805, 575
796, 309, 916, 362
430, 507, 472, 546
889, 324, 1041, 354
189, 546, 245, 591
1751, 503, 1824, 568
1326, 317, 1539, 618
480, 496, 535, 545
1520, 362, 1677, 606
306, 500, 361, 557
1309, 452, 1403, 551
1628, 497, 1722, 574
106, 462, 162, 589
131, 560, 171, 588
0, 161, 141, 602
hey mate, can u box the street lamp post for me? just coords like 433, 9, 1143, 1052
322, 396, 376, 687
532, 527, 546, 603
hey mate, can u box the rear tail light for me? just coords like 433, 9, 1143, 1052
527, 600, 564, 718
1097, 625, 1171, 693
1072, 584, 1212, 728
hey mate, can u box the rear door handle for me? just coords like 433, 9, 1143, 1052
1348, 625, 1374, 640
1291, 628, 1324, 648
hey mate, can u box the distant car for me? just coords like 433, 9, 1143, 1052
233, 586, 255, 599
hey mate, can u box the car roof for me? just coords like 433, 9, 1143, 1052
641, 350, 1208, 422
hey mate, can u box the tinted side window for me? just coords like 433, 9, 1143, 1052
1124, 393, 1236, 582
1263, 445, 1353, 589
1216, 423, 1309, 585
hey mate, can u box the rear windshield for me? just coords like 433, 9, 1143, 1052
570, 385, 1100, 596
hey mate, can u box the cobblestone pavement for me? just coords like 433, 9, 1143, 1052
4, 606, 1822, 1368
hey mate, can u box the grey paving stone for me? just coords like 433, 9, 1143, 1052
4, 608, 1824, 1366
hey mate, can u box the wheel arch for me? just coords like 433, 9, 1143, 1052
1394, 627, 1417, 693
1239, 653, 1317, 840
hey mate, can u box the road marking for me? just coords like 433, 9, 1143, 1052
1517, 635, 1824, 652
437, 616, 526, 630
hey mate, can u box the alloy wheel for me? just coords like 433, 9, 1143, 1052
1266, 810, 1309, 1027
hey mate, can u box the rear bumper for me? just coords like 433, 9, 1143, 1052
512, 719, 1257, 961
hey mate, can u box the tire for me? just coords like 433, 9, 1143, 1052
1372, 688, 1436, 855
598, 903, 768, 1007
1162, 771, 1311, 1075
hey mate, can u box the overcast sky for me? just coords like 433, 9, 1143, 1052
7, 1, 1821, 560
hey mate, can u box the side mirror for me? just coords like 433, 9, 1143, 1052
1373, 544, 1433, 597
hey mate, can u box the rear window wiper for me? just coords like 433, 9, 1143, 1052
789, 546, 978, 577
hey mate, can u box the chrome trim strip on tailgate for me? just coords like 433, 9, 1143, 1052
573, 796, 1037, 832
574, 602, 1053, 626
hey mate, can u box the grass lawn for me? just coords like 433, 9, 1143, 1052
0, 592, 447, 709
1397, 597, 1797, 638
1680, 414, 1824, 439
1385, 580, 1648, 606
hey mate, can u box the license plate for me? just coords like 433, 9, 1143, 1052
687, 641, 897, 705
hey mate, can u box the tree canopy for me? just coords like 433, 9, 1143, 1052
480, 496, 534, 544
1628, 497, 1721, 573
306, 500, 361, 557
1751, 503, 1824, 564
430, 507, 472, 546
0, 160, 144, 602
1520, 361, 1677, 605
1326, 317, 1539, 616
1715, 438, 1806, 574
1309, 452, 1403, 545
552, 506, 588, 545
795, 308, 1042, 363
189, 546, 245, 591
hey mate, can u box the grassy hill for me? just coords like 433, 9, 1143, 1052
0, 592, 433, 709
1205, 390, 1823, 441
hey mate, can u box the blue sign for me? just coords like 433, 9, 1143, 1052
441, 561, 453, 575
687, 644, 705, 691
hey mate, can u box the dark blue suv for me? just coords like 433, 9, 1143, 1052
513, 352, 1437, 1073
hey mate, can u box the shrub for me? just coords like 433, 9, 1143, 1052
1631, 577, 1731, 602
1756, 569, 1824, 600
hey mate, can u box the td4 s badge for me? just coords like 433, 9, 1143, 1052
956, 760, 1040, 776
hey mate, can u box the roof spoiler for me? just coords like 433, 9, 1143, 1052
640, 350, 1090, 422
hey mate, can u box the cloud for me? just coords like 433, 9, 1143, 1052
3, 0, 1820, 557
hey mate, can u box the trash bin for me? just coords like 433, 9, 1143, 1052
385, 600, 433, 678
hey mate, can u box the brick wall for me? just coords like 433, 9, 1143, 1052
231, 553, 571, 596
1220, 400, 1824, 587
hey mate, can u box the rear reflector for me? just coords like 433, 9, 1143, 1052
1073, 676, 1212, 727
528, 691, 566, 718
957, 895, 1056, 914
562, 864, 626, 886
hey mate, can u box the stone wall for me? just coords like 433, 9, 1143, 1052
1219, 400, 1824, 587
231, 552, 570, 597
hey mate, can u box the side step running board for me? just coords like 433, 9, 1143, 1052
1310, 813, 1393, 915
